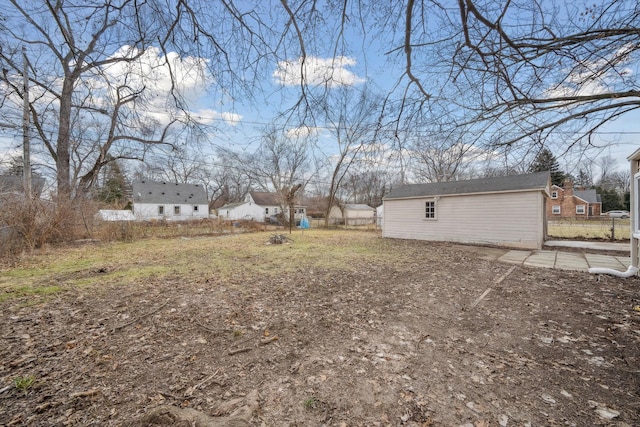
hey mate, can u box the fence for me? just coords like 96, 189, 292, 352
547, 218, 631, 241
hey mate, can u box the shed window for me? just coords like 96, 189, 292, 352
174, 206, 181, 215
552, 205, 560, 214
425, 200, 436, 219
265, 208, 269, 215
158, 206, 164, 215
551, 191, 558, 199
576, 205, 585, 215
193, 205, 199, 212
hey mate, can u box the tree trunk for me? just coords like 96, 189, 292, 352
56, 79, 74, 199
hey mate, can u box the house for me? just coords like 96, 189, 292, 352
217, 201, 264, 222
246, 191, 306, 222
328, 203, 376, 225
382, 171, 550, 250
246, 191, 284, 220
132, 180, 209, 221
547, 181, 602, 218
218, 191, 306, 223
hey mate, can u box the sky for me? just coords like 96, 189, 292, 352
0, 1, 638, 186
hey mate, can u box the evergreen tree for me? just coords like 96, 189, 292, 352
96, 158, 129, 206
595, 186, 624, 212
529, 149, 565, 186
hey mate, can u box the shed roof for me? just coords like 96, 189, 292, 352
345, 203, 374, 211
384, 171, 550, 200
133, 180, 208, 204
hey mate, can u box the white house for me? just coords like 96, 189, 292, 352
246, 191, 306, 222
132, 180, 209, 221
246, 191, 283, 220
218, 191, 306, 223
382, 171, 550, 250
217, 201, 264, 221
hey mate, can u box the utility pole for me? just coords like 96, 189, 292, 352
22, 46, 31, 197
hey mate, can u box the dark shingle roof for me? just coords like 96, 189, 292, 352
574, 189, 599, 204
0, 175, 46, 196
384, 171, 550, 200
250, 191, 281, 206
133, 180, 208, 204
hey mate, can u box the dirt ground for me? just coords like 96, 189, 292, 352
1, 236, 639, 426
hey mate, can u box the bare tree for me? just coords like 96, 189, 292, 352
316, 87, 382, 225
596, 155, 619, 188
446, 1, 640, 150
0, 1, 281, 199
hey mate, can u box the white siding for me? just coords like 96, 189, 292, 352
345, 208, 374, 219
218, 203, 264, 221
134, 203, 209, 221
383, 191, 545, 249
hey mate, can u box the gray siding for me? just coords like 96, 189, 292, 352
383, 191, 545, 249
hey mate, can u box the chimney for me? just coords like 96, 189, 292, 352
563, 180, 573, 197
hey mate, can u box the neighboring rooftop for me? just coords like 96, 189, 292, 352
249, 191, 281, 206
133, 181, 208, 204
573, 189, 600, 204
345, 203, 374, 210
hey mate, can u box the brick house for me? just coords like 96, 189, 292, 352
547, 180, 602, 218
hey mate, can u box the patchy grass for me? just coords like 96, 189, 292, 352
548, 218, 630, 241
0, 229, 385, 302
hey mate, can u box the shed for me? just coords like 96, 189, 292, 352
383, 171, 551, 249
327, 203, 375, 225
345, 204, 375, 225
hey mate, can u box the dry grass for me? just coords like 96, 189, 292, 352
0, 229, 388, 302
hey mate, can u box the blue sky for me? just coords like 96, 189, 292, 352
0, 1, 638, 184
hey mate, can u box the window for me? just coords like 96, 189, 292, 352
551, 191, 558, 199
174, 206, 181, 215
552, 205, 561, 214
158, 206, 164, 215
193, 205, 199, 212
576, 205, 585, 215
425, 200, 436, 219
265, 208, 269, 215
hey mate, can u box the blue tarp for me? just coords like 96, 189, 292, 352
298, 217, 310, 229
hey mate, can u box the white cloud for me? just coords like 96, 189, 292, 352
285, 125, 319, 139
98, 46, 241, 126
179, 109, 242, 126
545, 44, 635, 99
273, 56, 365, 87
